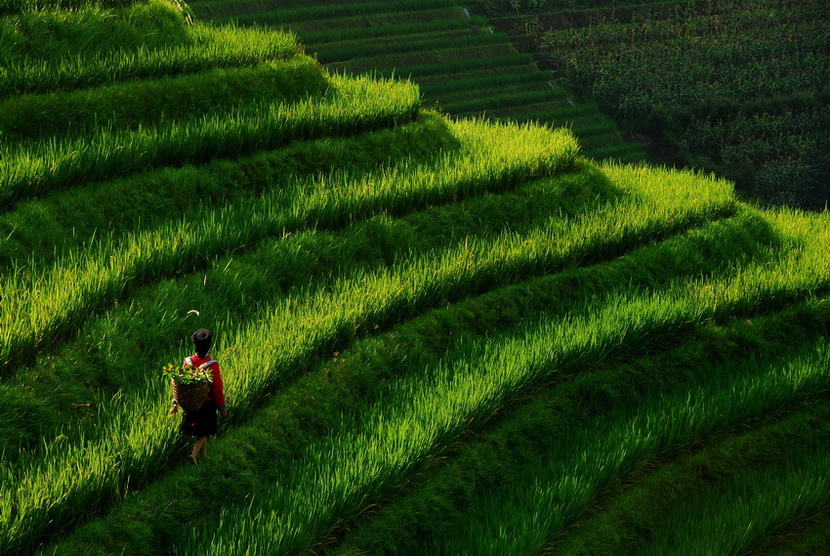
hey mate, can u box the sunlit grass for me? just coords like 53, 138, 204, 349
0, 73, 420, 208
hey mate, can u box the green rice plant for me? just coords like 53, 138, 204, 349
0, 164, 621, 457
185, 200, 828, 553
571, 120, 620, 138
202, 0, 458, 23
0, 0, 145, 15
532, 0, 829, 204
604, 150, 649, 164
0, 57, 326, 141
442, 88, 568, 114
420, 70, 551, 96
484, 102, 599, 120
312, 32, 508, 65
41, 207, 783, 556
484, 0, 681, 12
0, 0, 177, 55
580, 131, 628, 150
0, 112, 456, 271
330, 290, 829, 555
178, 300, 705, 555
431, 337, 830, 555
199, 170, 733, 413
299, 15, 487, 46
640, 447, 830, 555
330, 44, 517, 75
585, 142, 648, 160
375, 54, 534, 79
289, 6, 472, 31
0, 119, 574, 372
0, 73, 420, 208
0, 19, 301, 97
545, 368, 830, 556
179, 202, 830, 555
754, 487, 830, 554
1, 150, 756, 463
0, 157, 736, 554
182, 273, 830, 555
418, 63, 539, 85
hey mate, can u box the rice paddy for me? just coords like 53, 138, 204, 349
2, 0, 829, 554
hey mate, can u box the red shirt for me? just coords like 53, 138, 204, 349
184, 354, 225, 407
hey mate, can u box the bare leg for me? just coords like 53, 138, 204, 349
190, 436, 207, 466
200, 436, 207, 457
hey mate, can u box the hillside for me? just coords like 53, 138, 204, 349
481, 0, 830, 209
1, 1, 830, 555
187, 0, 647, 163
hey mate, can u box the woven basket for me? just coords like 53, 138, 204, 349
171, 379, 212, 412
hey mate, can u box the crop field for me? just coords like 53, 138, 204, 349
187, 0, 646, 163
482, 0, 830, 209
2, 1, 830, 555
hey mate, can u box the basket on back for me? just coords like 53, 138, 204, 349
171, 379, 212, 411
165, 357, 215, 412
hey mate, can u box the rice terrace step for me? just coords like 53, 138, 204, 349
188, 0, 647, 163
1, 0, 829, 554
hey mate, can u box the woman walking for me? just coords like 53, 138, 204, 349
170, 328, 228, 466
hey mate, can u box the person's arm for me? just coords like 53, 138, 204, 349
212, 363, 227, 417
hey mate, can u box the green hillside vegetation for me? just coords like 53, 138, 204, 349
481, 0, 830, 209
187, 0, 647, 163
1, 1, 830, 555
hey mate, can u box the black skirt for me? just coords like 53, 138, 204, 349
179, 400, 217, 437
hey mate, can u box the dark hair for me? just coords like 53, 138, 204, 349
191, 328, 212, 357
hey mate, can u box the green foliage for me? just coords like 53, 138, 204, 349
476, 0, 669, 14
162, 362, 211, 385
189, 0, 642, 162
0, 118, 580, 554
0, 15, 301, 97
4, 0, 830, 553
419, 68, 551, 96
185, 200, 830, 554
442, 87, 566, 113
0, 74, 420, 209
431, 334, 830, 554
299, 14, 488, 45
0, 0, 148, 17
334, 297, 830, 555
533, 0, 830, 207
373, 53, 534, 79
0, 112, 457, 271
198, 0, 459, 23
0, 0, 189, 62
0, 118, 573, 372
0, 57, 327, 141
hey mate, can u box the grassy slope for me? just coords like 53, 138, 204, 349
1, 1, 828, 555
186, 0, 646, 163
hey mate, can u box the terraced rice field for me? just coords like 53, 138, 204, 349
2, 1, 830, 555
187, 0, 646, 163
485, 0, 830, 209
